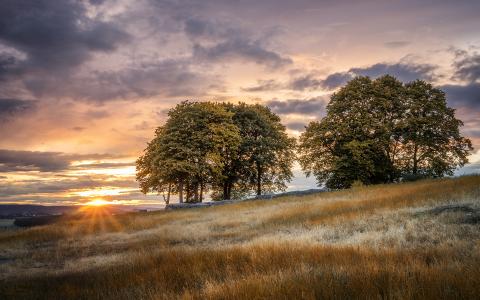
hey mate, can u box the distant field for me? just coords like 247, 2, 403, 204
1, 175, 479, 299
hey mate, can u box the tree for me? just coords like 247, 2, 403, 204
136, 127, 176, 204
136, 101, 241, 203
402, 80, 472, 179
213, 103, 296, 199
299, 75, 472, 189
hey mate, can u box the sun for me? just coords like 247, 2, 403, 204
84, 199, 111, 206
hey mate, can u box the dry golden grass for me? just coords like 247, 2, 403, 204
1, 175, 479, 299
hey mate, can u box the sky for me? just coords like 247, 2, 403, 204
0, 0, 479, 206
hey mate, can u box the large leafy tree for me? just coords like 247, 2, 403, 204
299, 75, 472, 189
136, 101, 240, 203
402, 80, 472, 179
137, 101, 295, 202
217, 103, 296, 199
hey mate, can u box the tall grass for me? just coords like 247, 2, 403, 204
0, 175, 479, 299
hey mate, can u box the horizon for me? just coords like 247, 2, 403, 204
1, 0, 479, 206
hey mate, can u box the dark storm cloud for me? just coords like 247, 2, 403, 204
22, 58, 215, 101
266, 97, 326, 116
242, 79, 283, 92
0, 0, 292, 102
0, 0, 129, 73
185, 17, 291, 69
453, 52, 480, 83
0, 177, 136, 197
320, 72, 354, 90
0, 0, 129, 99
441, 83, 480, 110
0, 53, 19, 80
289, 75, 322, 91
0, 149, 124, 172
0, 98, 36, 120
89, 0, 106, 5
318, 62, 438, 90
193, 39, 292, 69
73, 162, 134, 169
350, 62, 437, 82
438, 82, 480, 148
184, 18, 241, 40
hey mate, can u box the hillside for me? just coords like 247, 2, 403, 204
0, 205, 77, 218
1, 176, 479, 299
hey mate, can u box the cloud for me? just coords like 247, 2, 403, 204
242, 79, 283, 92
0, 53, 19, 80
0, 0, 128, 74
24, 59, 217, 101
285, 121, 307, 131
434, 82, 480, 149
185, 17, 291, 69
193, 39, 292, 69
289, 75, 322, 91
0, 0, 129, 99
266, 97, 327, 116
0, 149, 124, 172
453, 52, 480, 83
320, 72, 354, 90
318, 62, 438, 90
384, 41, 410, 48
0, 177, 137, 197
72, 162, 134, 170
350, 62, 437, 82
184, 18, 242, 41
0, 98, 36, 120
441, 83, 480, 110
0, 1, 291, 102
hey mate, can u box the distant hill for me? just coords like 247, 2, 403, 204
0, 204, 143, 219
0, 204, 77, 218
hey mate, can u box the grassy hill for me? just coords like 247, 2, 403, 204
1, 175, 479, 299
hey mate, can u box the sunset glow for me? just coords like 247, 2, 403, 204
84, 199, 111, 207
0, 0, 479, 206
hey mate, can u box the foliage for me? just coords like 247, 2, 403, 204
136, 101, 295, 202
218, 103, 296, 199
299, 75, 472, 189
136, 101, 241, 203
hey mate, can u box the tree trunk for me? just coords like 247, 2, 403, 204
194, 182, 199, 202
223, 183, 229, 200
186, 181, 191, 203
178, 179, 184, 203
166, 183, 171, 205
256, 162, 262, 196
413, 143, 418, 175
227, 182, 232, 200
200, 181, 204, 202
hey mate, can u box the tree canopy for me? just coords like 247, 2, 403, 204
136, 101, 295, 202
298, 75, 472, 189
138, 76, 473, 200
218, 103, 296, 199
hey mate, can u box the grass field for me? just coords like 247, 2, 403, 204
1, 175, 479, 299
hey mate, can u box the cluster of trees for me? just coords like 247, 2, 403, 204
137, 75, 472, 201
136, 101, 295, 203
299, 75, 472, 189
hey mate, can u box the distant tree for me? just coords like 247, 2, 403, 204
217, 103, 296, 199
136, 101, 241, 203
299, 75, 472, 189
